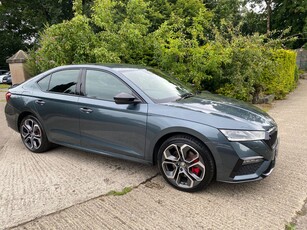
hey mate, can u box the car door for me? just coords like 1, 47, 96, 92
34, 68, 81, 146
79, 69, 148, 159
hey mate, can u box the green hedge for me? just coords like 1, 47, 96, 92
261, 49, 297, 99
214, 48, 298, 102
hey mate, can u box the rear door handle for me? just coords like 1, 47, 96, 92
80, 108, 93, 113
35, 99, 45, 105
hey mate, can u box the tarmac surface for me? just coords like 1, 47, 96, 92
0, 80, 307, 230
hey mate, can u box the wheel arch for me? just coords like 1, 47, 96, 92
151, 129, 217, 172
17, 111, 35, 132
17, 110, 46, 133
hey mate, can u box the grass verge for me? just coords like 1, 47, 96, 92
0, 84, 10, 89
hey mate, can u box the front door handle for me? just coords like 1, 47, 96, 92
80, 108, 93, 113
35, 99, 45, 105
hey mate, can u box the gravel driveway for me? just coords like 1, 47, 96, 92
0, 81, 307, 230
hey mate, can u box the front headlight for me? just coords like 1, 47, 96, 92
220, 129, 268, 141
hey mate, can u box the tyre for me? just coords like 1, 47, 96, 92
20, 115, 52, 153
158, 135, 215, 192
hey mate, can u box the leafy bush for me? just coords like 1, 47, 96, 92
216, 33, 271, 102
27, 15, 96, 76
92, 0, 151, 64
202, 27, 297, 102
151, 10, 216, 87
27, 0, 298, 103
261, 49, 297, 99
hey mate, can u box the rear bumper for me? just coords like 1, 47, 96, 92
5, 103, 19, 132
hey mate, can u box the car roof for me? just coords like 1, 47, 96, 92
60, 64, 149, 71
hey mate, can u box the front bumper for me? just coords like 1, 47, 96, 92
214, 130, 279, 183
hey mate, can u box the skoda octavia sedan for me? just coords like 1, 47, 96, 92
5, 64, 278, 192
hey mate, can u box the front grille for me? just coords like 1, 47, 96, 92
264, 128, 278, 149
231, 162, 263, 177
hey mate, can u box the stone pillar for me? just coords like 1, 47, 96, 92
6, 50, 29, 85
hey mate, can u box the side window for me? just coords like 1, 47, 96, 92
85, 70, 132, 101
48, 70, 79, 94
37, 75, 51, 91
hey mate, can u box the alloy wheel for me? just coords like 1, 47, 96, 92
21, 118, 42, 150
161, 143, 206, 189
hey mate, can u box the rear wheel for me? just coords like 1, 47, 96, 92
158, 135, 215, 192
20, 115, 52, 153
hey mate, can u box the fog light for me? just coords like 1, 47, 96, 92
242, 156, 264, 165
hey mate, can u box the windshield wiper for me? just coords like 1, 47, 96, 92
177, 93, 194, 100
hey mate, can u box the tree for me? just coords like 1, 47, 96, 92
92, 0, 151, 64
271, 0, 307, 48
243, 0, 307, 48
26, 15, 97, 75
245, 0, 273, 34
0, 0, 85, 68
265, 0, 272, 34
204, 0, 244, 28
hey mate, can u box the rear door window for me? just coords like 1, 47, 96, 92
37, 69, 80, 94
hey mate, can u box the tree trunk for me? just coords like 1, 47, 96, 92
266, 0, 272, 35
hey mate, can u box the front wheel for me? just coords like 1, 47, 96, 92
20, 115, 52, 153
158, 135, 215, 192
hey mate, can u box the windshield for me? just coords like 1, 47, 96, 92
118, 68, 193, 103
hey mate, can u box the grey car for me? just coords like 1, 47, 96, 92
0, 71, 9, 83
5, 64, 278, 192
2, 74, 12, 84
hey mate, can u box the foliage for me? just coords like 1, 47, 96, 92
202, 24, 297, 102
216, 36, 270, 101
73, 0, 83, 16
242, 0, 307, 49
205, 0, 244, 28
241, 11, 266, 35
0, 0, 75, 68
260, 49, 297, 99
91, 0, 151, 64
107, 187, 133, 196
151, 6, 215, 87
285, 222, 296, 230
26, 0, 299, 103
271, 0, 307, 49
0, 30, 23, 69
26, 15, 97, 76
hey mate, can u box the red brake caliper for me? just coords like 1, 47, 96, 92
191, 159, 200, 176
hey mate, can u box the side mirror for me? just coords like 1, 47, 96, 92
114, 92, 141, 104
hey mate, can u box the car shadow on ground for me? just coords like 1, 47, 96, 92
48, 145, 266, 194
16, 139, 267, 197
4, 131, 272, 196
